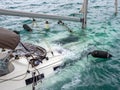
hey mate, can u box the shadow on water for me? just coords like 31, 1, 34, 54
53, 35, 79, 45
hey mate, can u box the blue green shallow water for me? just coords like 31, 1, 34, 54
1, 0, 120, 90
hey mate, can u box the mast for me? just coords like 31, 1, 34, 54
0, 9, 80, 22
115, 0, 118, 16
82, 0, 88, 29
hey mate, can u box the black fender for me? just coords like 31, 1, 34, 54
23, 24, 32, 32
88, 50, 112, 58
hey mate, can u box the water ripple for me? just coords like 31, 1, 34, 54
0, 0, 120, 90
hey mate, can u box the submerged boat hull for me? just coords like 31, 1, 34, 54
0, 50, 64, 90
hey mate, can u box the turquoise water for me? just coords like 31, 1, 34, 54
1, 0, 120, 90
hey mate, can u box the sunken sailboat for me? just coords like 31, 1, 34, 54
0, 27, 64, 90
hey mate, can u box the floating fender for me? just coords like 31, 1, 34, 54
88, 50, 112, 58
23, 24, 32, 32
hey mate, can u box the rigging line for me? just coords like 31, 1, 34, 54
11, 63, 31, 81
33, 67, 42, 83
0, 73, 27, 83
42, 38, 54, 56
57, 20, 81, 37
58, 20, 73, 33
30, 18, 54, 56
25, 54, 41, 83
20, 42, 35, 59
10, 72, 28, 81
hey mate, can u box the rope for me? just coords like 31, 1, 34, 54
0, 72, 28, 83
43, 38, 54, 56
33, 67, 42, 83
58, 20, 73, 33
20, 42, 35, 59
31, 19, 80, 56
31, 18, 54, 56
57, 20, 81, 36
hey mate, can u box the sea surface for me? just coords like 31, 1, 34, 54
0, 0, 120, 90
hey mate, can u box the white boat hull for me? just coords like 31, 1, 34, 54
0, 50, 64, 90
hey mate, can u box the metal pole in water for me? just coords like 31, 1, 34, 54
82, 0, 88, 29
115, 0, 118, 16
0, 9, 80, 22
32, 72, 36, 90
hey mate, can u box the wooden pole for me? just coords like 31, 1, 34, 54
115, 0, 118, 16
